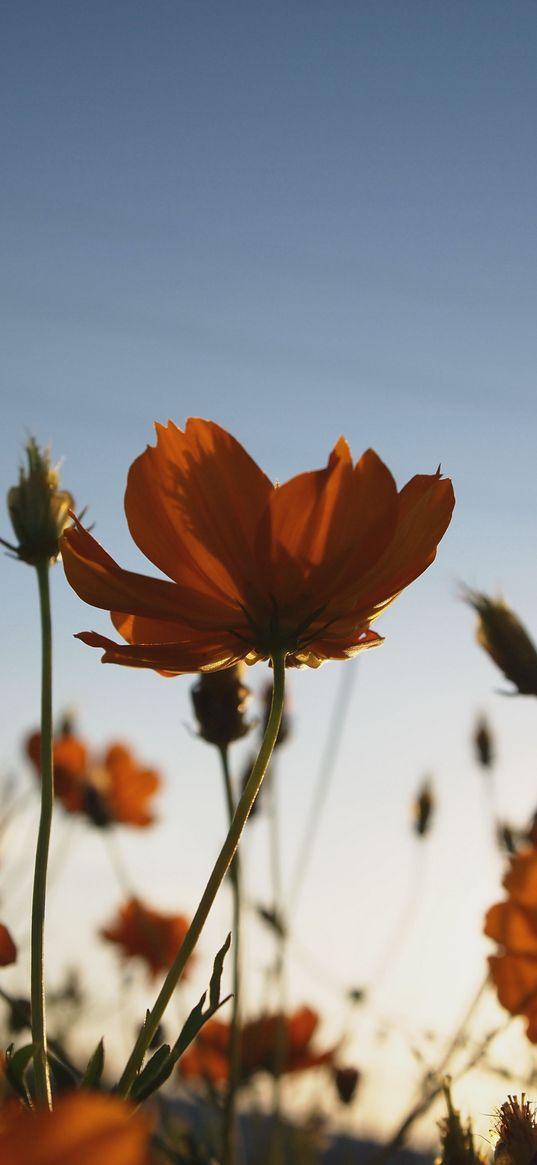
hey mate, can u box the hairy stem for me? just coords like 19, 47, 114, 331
31, 561, 54, 1108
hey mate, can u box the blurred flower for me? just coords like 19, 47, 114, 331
0, 925, 16, 967
61, 418, 454, 674
0, 1090, 152, 1164
413, 778, 434, 837
474, 714, 495, 768
466, 591, 537, 697
485, 848, 537, 1039
436, 1081, 487, 1165
2, 438, 74, 566
494, 1094, 537, 1165
191, 664, 252, 748
179, 1005, 335, 1086
333, 1065, 360, 1105
26, 729, 160, 828
101, 897, 192, 980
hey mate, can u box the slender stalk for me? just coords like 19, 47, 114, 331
117, 650, 287, 1099
219, 745, 241, 1165
30, 560, 54, 1108
289, 660, 357, 909
267, 765, 287, 1165
372, 973, 490, 1164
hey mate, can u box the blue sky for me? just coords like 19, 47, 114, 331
2, 0, 537, 1141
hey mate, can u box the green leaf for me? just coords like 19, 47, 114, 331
5, 1043, 34, 1102
131, 934, 232, 1103
209, 932, 231, 1010
130, 1044, 172, 1103
81, 1038, 105, 1088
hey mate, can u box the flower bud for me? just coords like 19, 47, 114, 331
466, 590, 537, 697
333, 1065, 360, 1105
494, 1095, 537, 1165
191, 664, 252, 748
413, 779, 434, 837
474, 714, 494, 768
3, 438, 74, 566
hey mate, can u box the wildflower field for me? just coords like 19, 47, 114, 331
3, 3, 537, 1162
2, 422, 537, 1164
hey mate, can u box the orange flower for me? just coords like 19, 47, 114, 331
485, 848, 537, 1039
0, 1091, 152, 1164
0, 924, 16, 967
26, 730, 159, 827
101, 897, 191, 979
61, 419, 454, 674
179, 1006, 335, 1086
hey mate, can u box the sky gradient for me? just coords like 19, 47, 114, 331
2, 1, 537, 1142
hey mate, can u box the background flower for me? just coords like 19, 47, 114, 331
0, 1091, 152, 1165
101, 897, 192, 979
179, 1005, 335, 1086
485, 849, 537, 1040
26, 729, 160, 828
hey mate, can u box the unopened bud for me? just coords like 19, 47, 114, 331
333, 1065, 360, 1105
191, 664, 252, 748
466, 590, 537, 697
3, 438, 74, 566
497, 822, 518, 855
474, 715, 494, 768
413, 779, 434, 837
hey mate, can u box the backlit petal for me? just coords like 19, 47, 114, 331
76, 630, 246, 673
126, 418, 272, 606
62, 520, 240, 628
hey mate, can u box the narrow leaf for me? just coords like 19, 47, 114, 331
131, 1044, 172, 1103
81, 1038, 105, 1088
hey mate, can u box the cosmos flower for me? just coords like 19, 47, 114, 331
0, 1091, 152, 1165
179, 1006, 335, 1086
485, 848, 537, 1040
101, 898, 192, 979
61, 418, 454, 674
26, 730, 160, 828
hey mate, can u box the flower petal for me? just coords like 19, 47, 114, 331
62, 519, 241, 628
76, 630, 246, 674
267, 443, 398, 611
503, 849, 537, 907
0, 1091, 152, 1165
485, 901, 537, 954
330, 470, 455, 616
489, 952, 537, 1039
125, 418, 273, 606
0, 923, 16, 967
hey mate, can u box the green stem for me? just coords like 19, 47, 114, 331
267, 766, 287, 1165
117, 651, 287, 1099
31, 561, 54, 1108
219, 745, 241, 1165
